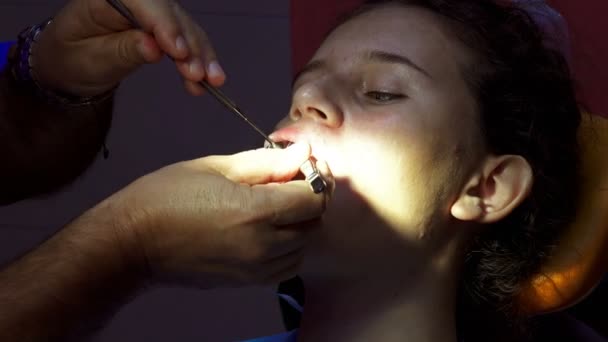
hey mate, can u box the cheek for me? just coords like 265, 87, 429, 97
340, 118, 454, 232
274, 115, 292, 131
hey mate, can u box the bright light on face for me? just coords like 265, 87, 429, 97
269, 5, 484, 277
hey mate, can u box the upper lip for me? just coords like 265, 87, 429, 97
270, 124, 333, 164
270, 125, 307, 145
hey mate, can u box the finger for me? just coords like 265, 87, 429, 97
206, 60, 226, 87
263, 257, 304, 284
261, 225, 316, 260
136, 33, 165, 63
253, 180, 330, 226
171, 3, 226, 86
259, 249, 305, 283
91, 30, 163, 81
176, 57, 205, 82
121, 0, 189, 60
206, 142, 312, 184
256, 160, 336, 226
114, 30, 163, 67
183, 79, 206, 96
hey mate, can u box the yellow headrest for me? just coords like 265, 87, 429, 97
518, 113, 608, 315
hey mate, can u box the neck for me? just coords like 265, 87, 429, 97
297, 265, 459, 342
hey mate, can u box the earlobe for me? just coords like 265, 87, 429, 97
450, 155, 533, 224
451, 176, 485, 221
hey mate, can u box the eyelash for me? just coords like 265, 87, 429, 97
365, 91, 406, 103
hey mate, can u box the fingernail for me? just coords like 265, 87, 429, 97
176, 36, 187, 53
207, 61, 225, 79
189, 59, 204, 76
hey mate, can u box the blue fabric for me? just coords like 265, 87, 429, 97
0, 41, 15, 71
241, 329, 298, 342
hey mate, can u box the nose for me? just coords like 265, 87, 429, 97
290, 81, 344, 128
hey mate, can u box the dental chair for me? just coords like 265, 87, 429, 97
517, 112, 608, 338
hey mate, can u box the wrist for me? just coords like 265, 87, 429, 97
10, 18, 116, 106
80, 196, 152, 286
4, 201, 152, 337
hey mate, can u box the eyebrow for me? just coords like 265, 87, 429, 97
291, 49, 431, 86
366, 50, 431, 79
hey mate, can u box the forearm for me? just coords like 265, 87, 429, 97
0, 200, 146, 341
0, 64, 114, 203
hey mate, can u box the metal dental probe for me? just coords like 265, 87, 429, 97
105, 0, 277, 147
107, 0, 326, 193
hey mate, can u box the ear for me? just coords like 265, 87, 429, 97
451, 155, 533, 223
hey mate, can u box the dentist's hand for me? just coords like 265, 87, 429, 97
32, 0, 224, 97
105, 143, 334, 288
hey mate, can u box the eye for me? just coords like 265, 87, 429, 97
365, 91, 406, 103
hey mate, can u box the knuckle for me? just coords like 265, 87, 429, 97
117, 37, 135, 66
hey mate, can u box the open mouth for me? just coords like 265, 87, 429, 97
264, 139, 293, 149
267, 138, 329, 187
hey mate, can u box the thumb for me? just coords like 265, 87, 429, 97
205, 142, 312, 184
109, 30, 163, 71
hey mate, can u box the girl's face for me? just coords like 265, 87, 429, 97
273, 5, 484, 277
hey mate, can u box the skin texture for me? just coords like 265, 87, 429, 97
270, 5, 533, 342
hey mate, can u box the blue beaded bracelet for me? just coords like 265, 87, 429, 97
11, 18, 115, 107
0, 41, 14, 71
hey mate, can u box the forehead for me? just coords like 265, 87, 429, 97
313, 5, 471, 79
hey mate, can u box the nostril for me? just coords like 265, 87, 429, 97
312, 108, 327, 120
292, 109, 303, 121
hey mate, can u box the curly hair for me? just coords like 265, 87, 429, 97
279, 1, 582, 340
